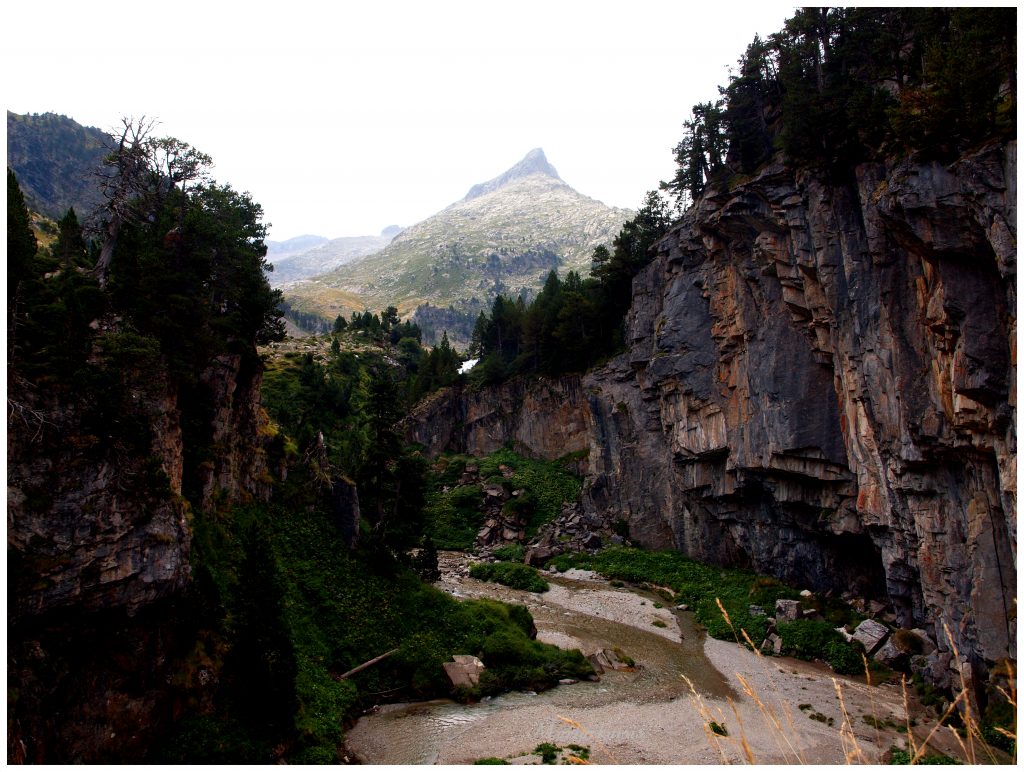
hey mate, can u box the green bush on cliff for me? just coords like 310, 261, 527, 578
478, 449, 581, 534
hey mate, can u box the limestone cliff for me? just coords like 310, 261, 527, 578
405, 142, 1016, 688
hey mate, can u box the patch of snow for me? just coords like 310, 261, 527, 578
458, 358, 479, 374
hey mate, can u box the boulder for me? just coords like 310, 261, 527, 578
443, 655, 485, 689
909, 629, 937, 656
775, 599, 803, 622
483, 484, 507, 500
524, 546, 556, 567
852, 619, 890, 656
873, 638, 909, 670
581, 532, 603, 550
748, 605, 767, 617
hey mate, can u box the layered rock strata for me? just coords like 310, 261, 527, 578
406, 142, 1017, 688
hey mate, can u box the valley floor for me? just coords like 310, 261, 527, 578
344, 552, 965, 765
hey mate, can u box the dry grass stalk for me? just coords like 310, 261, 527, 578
681, 674, 731, 764
556, 714, 620, 766
832, 677, 868, 764
725, 694, 757, 764
709, 597, 813, 763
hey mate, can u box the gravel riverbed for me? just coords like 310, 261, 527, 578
345, 553, 956, 764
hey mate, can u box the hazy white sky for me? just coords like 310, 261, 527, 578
6, 1, 797, 241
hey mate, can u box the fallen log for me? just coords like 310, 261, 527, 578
335, 648, 400, 680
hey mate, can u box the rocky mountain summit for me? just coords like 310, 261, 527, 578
280, 149, 631, 335
462, 147, 562, 201
404, 140, 1017, 694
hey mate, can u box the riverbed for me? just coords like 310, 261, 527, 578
344, 553, 948, 764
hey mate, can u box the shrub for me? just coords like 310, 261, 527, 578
424, 484, 484, 549
888, 747, 961, 764
825, 638, 865, 675
469, 561, 549, 593
491, 544, 526, 563
777, 619, 855, 666
534, 742, 560, 764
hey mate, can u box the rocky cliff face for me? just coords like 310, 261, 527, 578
404, 375, 590, 463
587, 141, 1016, 687
406, 142, 1016, 688
7, 345, 276, 762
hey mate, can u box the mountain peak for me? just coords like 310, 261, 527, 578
463, 148, 561, 201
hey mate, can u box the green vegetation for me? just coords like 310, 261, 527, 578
424, 483, 487, 549
548, 547, 862, 672
157, 502, 589, 762
776, 620, 865, 675
470, 561, 550, 593
468, 191, 671, 383
473, 758, 510, 764
535, 742, 560, 764
663, 8, 1015, 207
888, 747, 962, 765
491, 544, 526, 562
423, 448, 583, 549
709, 721, 728, 737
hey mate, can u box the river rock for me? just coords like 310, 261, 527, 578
443, 655, 485, 688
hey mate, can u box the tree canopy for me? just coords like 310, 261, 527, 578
662, 7, 1016, 208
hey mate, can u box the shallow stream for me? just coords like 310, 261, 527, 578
344, 555, 736, 764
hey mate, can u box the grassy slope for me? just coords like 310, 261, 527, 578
283, 175, 631, 320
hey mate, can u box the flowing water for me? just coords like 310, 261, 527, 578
344, 555, 737, 764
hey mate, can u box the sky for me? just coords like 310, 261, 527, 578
5, 1, 800, 241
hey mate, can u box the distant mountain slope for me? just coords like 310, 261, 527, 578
7, 111, 109, 219
267, 229, 401, 286
282, 149, 631, 328
266, 234, 330, 262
